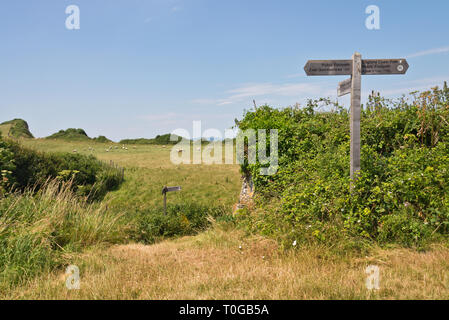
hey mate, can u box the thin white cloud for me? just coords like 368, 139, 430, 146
140, 112, 234, 122
285, 73, 306, 79
362, 76, 449, 98
141, 112, 178, 121
406, 46, 449, 58
194, 81, 333, 107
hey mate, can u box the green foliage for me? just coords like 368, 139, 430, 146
0, 119, 34, 139
0, 181, 127, 289
0, 137, 16, 197
45, 128, 113, 143
132, 203, 228, 244
0, 139, 123, 201
46, 128, 90, 141
236, 85, 449, 248
119, 134, 183, 145
119, 138, 153, 145
92, 135, 112, 143
377, 212, 432, 247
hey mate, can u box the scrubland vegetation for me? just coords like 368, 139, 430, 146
1, 83, 449, 299
236, 83, 449, 250
0, 132, 240, 293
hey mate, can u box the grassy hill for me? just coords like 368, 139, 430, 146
46, 128, 90, 141
0, 119, 34, 139
46, 128, 112, 143
1, 119, 181, 146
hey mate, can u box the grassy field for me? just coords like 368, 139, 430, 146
3, 138, 449, 300
21, 139, 242, 211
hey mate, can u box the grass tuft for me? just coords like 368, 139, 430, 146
0, 180, 128, 290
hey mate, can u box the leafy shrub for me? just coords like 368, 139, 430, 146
0, 138, 123, 201
236, 84, 449, 248
132, 203, 228, 244
119, 134, 183, 145
377, 212, 433, 247
0, 137, 16, 197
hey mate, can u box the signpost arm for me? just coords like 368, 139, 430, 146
350, 52, 362, 182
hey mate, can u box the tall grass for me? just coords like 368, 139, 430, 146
0, 180, 127, 290
132, 203, 231, 244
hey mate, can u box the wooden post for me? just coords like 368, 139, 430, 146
350, 52, 362, 182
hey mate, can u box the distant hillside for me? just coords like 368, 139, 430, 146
120, 134, 183, 145
92, 135, 112, 143
46, 128, 112, 143
46, 128, 90, 141
0, 119, 34, 139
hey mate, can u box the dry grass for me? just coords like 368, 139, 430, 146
8, 138, 449, 300
5, 224, 449, 300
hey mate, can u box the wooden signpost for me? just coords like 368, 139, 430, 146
304, 52, 409, 181
162, 186, 181, 215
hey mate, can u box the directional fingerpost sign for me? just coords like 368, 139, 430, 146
163, 186, 182, 193
304, 53, 409, 182
304, 60, 352, 76
338, 78, 352, 97
304, 59, 409, 76
362, 59, 409, 75
162, 186, 182, 215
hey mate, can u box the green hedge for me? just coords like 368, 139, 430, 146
132, 203, 229, 244
0, 138, 123, 201
236, 84, 449, 248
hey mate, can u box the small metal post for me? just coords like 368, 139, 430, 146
162, 186, 167, 215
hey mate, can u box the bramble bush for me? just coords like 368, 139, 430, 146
0, 137, 123, 201
132, 203, 229, 244
236, 83, 449, 248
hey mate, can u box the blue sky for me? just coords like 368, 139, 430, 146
1, 0, 449, 141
